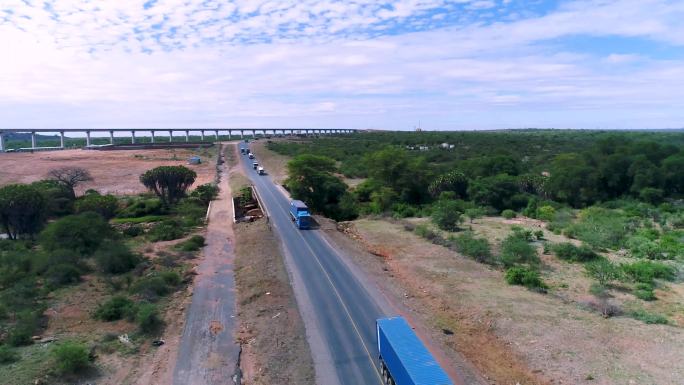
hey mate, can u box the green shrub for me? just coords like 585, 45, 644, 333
131, 275, 175, 301
501, 209, 516, 219
547, 209, 573, 233
621, 261, 676, 284
0, 345, 19, 364
536, 205, 556, 221
430, 200, 464, 231
452, 232, 492, 263
39, 212, 113, 255
190, 183, 219, 206
52, 342, 90, 374
175, 235, 205, 252
118, 197, 163, 218
565, 207, 633, 249
534, 230, 544, 240
7, 309, 44, 347
75, 193, 119, 219
111, 215, 167, 224
391, 203, 418, 218
585, 258, 621, 286
94, 296, 137, 321
45, 264, 82, 288
505, 267, 547, 290
122, 224, 144, 237
630, 309, 668, 324
414, 224, 438, 240
633, 285, 656, 301
149, 220, 185, 241
552, 243, 599, 263
94, 241, 140, 274
500, 233, 538, 267
510, 226, 534, 242
160, 271, 181, 287
136, 303, 164, 334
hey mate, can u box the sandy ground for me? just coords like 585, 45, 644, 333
0, 148, 216, 194
230, 143, 315, 385
333, 218, 684, 385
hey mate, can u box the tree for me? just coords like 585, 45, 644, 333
30, 180, 74, 217
428, 171, 468, 199
285, 154, 349, 218
467, 174, 519, 211
0, 184, 47, 239
74, 193, 119, 219
190, 183, 219, 206
47, 167, 93, 199
431, 200, 463, 231
585, 258, 621, 286
140, 166, 197, 206
500, 232, 539, 267
52, 342, 90, 375
546, 153, 601, 207
39, 212, 113, 256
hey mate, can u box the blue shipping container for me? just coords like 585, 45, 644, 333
289, 200, 311, 229
377, 316, 453, 385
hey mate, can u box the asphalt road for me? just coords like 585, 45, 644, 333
239, 143, 387, 385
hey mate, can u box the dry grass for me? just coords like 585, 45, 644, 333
342, 218, 684, 385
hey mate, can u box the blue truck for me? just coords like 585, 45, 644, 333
289, 200, 311, 229
377, 316, 453, 385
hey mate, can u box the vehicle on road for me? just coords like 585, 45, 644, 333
240, 148, 246, 154
289, 200, 311, 229
258, 166, 265, 175
248, 153, 255, 159
252, 161, 259, 169
377, 316, 453, 385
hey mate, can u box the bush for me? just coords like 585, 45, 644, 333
175, 235, 205, 252
52, 342, 90, 375
552, 243, 599, 263
500, 233, 538, 267
130, 274, 177, 301
136, 303, 163, 334
160, 271, 181, 287
39, 212, 113, 255
45, 264, 82, 288
501, 209, 516, 219
621, 261, 676, 284
452, 232, 492, 263
75, 193, 119, 219
585, 258, 621, 286
149, 220, 185, 241
391, 203, 418, 218
118, 197, 163, 218
630, 309, 668, 324
94, 296, 137, 321
94, 241, 140, 274
536, 205, 556, 221
414, 224, 438, 240
430, 200, 463, 231
7, 309, 44, 347
0, 345, 19, 364
565, 207, 633, 249
633, 284, 656, 301
505, 267, 547, 290
510, 226, 534, 242
122, 224, 144, 237
191, 184, 219, 206
534, 230, 544, 240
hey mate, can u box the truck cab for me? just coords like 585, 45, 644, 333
240, 148, 246, 154
248, 153, 254, 159
258, 166, 265, 175
252, 162, 259, 169
289, 200, 311, 229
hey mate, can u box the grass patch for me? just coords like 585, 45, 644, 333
630, 309, 669, 324
174, 235, 205, 252
111, 215, 167, 224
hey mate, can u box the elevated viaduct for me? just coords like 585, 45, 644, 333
0, 128, 357, 151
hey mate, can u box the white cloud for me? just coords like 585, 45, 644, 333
0, 0, 683, 129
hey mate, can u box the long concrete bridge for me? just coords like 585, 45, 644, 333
0, 128, 358, 151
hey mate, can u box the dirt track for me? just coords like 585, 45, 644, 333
0, 148, 215, 194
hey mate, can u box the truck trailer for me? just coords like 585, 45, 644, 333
377, 316, 453, 385
289, 200, 311, 229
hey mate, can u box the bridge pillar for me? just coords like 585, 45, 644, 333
151, 131, 155, 143
169, 130, 173, 142
0, 132, 4, 152
227, 130, 231, 140
30, 131, 37, 149
185, 130, 189, 142
240, 130, 244, 139
215, 130, 219, 141
131, 131, 136, 144
200, 131, 204, 141
59, 131, 65, 148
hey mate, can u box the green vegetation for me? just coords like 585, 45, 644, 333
175, 235, 205, 251
0, 184, 48, 239
500, 231, 539, 267
94, 295, 136, 321
450, 232, 492, 263
505, 267, 547, 290
0, 345, 19, 364
620, 260, 676, 284
136, 303, 163, 334
552, 243, 599, 262
585, 259, 621, 286
74, 192, 119, 219
51, 342, 90, 375
140, 165, 197, 206
430, 200, 463, 231
630, 309, 669, 325
191, 183, 219, 206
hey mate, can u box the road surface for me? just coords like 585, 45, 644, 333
239, 142, 387, 385
173, 156, 240, 385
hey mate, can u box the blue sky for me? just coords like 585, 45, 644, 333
0, 0, 683, 130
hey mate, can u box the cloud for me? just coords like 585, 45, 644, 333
0, 0, 683, 129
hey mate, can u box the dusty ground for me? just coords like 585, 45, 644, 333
0, 147, 216, 194
331, 218, 684, 385
229, 144, 315, 385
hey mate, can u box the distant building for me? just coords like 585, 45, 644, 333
188, 156, 201, 165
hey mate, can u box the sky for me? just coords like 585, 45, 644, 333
0, 0, 683, 130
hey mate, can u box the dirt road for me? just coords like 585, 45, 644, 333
173, 145, 240, 385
